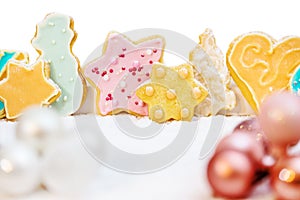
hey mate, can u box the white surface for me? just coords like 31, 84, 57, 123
0, 116, 274, 199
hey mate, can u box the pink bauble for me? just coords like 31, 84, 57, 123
271, 156, 300, 200
233, 118, 262, 134
259, 92, 300, 147
215, 133, 265, 166
207, 150, 255, 198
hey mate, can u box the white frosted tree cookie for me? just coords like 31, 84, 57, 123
189, 29, 236, 116
32, 13, 86, 115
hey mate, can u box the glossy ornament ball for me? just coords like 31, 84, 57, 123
16, 106, 63, 153
271, 156, 300, 200
215, 133, 265, 166
207, 150, 255, 198
0, 143, 41, 195
41, 138, 100, 195
259, 92, 300, 147
233, 118, 261, 134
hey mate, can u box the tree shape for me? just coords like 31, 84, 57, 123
0, 50, 29, 118
84, 32, 164, 115
0, 61, 60, 120
190, 29, 236, 116
136, 64, 208, 123
32, 13, 86, 115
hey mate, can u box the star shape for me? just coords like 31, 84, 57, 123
136, 64, 208, 123
0, 50, 29, 118
84, 32, 165, 115
0, 61, 60, 119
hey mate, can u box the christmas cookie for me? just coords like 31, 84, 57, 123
190, 29, 236, 116
32, 13, 86, 116
84, 32, 164, 116
0, 50, 29, 118
0, 61, 60, 120
227, 32, 300, 112
136, 64, 208, 123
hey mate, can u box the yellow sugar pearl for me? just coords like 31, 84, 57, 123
155, 67, 166, 78
145, 86, 154, 96
166, 89, 176, 100
181, 108, 190, 119
178, 67, 189, 79
154, 109, 164, 120
192, 87, 202, 99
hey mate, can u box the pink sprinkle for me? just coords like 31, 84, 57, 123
108, 93, 112, 97
137, 78, 141, 82
129, 68, 133, 72
119, 54, 125, 58
132, 67, 137, 71
128, 96, 131, 99
105, 97, 110, 101
122, 67, 126, 70
153, 49, 157, 53
121, 89, 125, 93
141, 54, 145, 57
135, 101, 138, 105
146, 73, 150, 76
122, 48, 126, 51
101, 71, 107, 77
132, 60, 140, 68
109, 69, 114, 73
110, 58, 118, 65
132, 72, 136, 76
96, 71, 99, 74
149, 60, 153, 64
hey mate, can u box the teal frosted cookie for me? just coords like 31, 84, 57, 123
291, 69, 300, 94
32, 13, 86, 115
0, 50, 29, 117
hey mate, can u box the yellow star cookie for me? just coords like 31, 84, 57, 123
136, 64, 208, 123
0, 61, 60, 119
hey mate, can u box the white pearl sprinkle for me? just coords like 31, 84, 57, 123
138, 101, 144, 107
61, 56, 65, 60
103, 74, 109, 81
48, 22, 55, 26
58, 73, 62, 77
70, 78, 74, 82
51, 40, 56, 45
146, 49, 153, 55
63, 96, 68, 102
56, 98, 60, 102
62, 28, 66, 33
112, 100, 118, 106
48, 59, 52, 64
120, 81, 126, 88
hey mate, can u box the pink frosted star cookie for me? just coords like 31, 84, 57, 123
84, 32, 165, 116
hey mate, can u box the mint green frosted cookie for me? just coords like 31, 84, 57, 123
32, 13, 86, 115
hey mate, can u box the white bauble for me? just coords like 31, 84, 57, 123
41, 138, 100, 196
0, 143, 41, 195
16, 106, 63, 153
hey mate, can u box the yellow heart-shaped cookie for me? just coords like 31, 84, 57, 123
227, 32, 300, 112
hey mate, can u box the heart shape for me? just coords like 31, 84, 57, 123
226, 32, 300, 112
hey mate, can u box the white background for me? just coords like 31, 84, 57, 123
1, 0, 298, 199
1, 0, 300, 64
